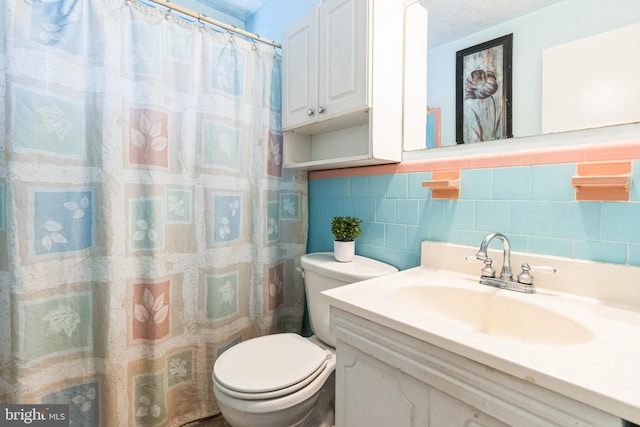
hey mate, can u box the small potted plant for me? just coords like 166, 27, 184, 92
331, 216, 362, 262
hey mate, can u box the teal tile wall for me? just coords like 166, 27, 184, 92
307, 161, 640, 271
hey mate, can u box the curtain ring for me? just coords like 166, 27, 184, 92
251, 35, 260, 50
198, 13, 206, 31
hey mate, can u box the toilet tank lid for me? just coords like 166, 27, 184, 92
300, 252, 398, 282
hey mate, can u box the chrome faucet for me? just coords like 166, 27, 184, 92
471, 232, 556, 294
475, 232, 513, 281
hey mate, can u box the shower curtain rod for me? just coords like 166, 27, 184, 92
141, 0, 282, 48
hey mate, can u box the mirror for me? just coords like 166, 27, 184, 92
412, 0, 640, 153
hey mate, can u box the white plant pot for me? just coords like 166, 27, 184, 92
334, 240, 355, 262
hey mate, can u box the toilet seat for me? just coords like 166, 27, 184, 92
213, 360, 327, 400
213, 333, 330, 400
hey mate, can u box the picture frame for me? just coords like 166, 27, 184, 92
456, 34, 513, 144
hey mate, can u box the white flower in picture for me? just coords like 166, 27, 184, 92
268, 217, 278, 236
37, 103, 72, 142
218, 280, 235, 305
136, 395, 163, 418
131, 113, 168, 152
282, 197, 296, 216
229, 200, 239, 216
43, 305, 80, 338
217, 132, 234, 158
151, 404, 161, 418
64, 196, 90, 219
42, 220, 68, 251
134, 289, 169, 325
169, 358, 188, 379
269, 270, 283, 298
38, 23, 63, 45
71, 387, 97, 412
133, 219, 158, 243
218, 216, 231, 240
270, 138, 282, 166
167, 195, 185, 218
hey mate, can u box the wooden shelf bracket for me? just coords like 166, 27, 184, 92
571, 161, 632, 201
422, 170, 460, 199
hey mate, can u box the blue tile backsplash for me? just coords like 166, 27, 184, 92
307, 160, 640, 270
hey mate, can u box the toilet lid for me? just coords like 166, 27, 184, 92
214, 333, 328, 395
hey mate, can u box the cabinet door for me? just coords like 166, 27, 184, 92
336, 343, 429, 427
429, 388, 510, 427
317, 0, 368, 119
282, 11, 317, 130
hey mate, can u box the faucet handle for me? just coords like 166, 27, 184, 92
517, 263, 556, 285
517, 263, 534, 285
481, 258, 496, 278
528, 264, 556, 274
466, 255, 496, 277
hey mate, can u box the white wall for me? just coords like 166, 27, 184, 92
428, 0, 640, 146
247, 0, 316, 44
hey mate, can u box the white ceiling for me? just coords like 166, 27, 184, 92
190, 0, 564, 46
422, 0, 564, 46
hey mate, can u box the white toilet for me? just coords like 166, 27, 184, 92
212, 252, 398, 427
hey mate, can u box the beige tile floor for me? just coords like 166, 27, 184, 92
183, 414, 230, 427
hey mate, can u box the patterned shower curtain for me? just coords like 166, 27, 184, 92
0, 0, 308, 425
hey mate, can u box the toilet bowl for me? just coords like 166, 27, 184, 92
212, 252, 398, 427
213, 334, 335, 427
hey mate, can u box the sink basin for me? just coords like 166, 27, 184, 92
393, 285, 593, 345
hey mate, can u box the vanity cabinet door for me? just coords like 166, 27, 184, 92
335, 343, 429, 427
336, 341, 509, 427
429, 388, 510, 427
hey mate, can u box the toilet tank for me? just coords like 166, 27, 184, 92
300, 252, 398, 347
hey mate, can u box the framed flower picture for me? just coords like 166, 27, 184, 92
456, 34, 513, 144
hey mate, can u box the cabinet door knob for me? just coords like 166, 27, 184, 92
317, 106, 325, 114
306, 109, 315, 116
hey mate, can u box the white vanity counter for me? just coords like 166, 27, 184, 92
323, 241, 640, 425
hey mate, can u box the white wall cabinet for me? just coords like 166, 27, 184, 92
282, 0, 367, 130
281, 0, 427, 170
332, 308, 624, 427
